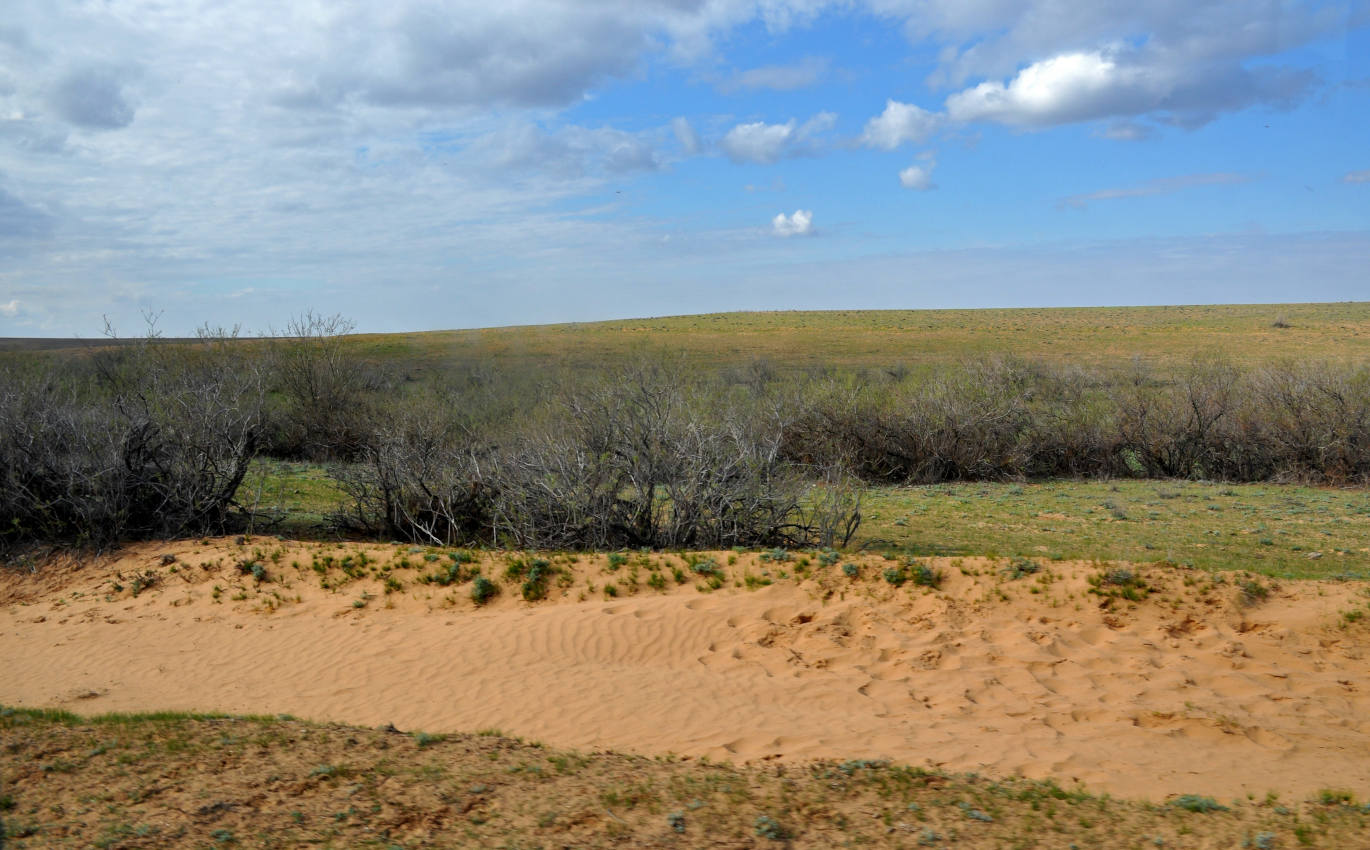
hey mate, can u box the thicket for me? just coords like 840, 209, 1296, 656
332, 364, 862, 549
2, 313, 1368, 554
0, 326, 265, 550
782, 358, 1370, 485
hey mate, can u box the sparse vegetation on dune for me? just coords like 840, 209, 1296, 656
3, 707, 1368, 849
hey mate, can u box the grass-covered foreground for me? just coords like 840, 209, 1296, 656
4, 707, 1369, 849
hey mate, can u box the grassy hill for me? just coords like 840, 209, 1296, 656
6, 302, 1370, 376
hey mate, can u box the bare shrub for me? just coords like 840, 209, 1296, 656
265, 312, 388, 460
336, 362, 861, 549
0, 323, 265, 551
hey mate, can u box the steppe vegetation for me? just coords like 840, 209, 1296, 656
4, 303, 1370, 847
3, 304, 1370, 556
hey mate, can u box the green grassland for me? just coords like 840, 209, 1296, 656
4, 707, 1366, 849
344, 302, 1370, 378
7, 302, 1370, 376
862, 479, 1370, 579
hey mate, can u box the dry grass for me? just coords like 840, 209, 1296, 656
5, 707, 1368, 849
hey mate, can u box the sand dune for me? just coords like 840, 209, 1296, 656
3, 539, 1369, 800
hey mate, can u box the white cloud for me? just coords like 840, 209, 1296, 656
861, 99, 940, 149
719, 112, 836, 163
926, 0, 1333, 130
723, 56, 828, 92
1344, 170, 1370, 184
899, 161, 934, 190
722, 121, 795, 164
772, 209, 813, 237
0, 299, 18, 316
945, 51, 1133, 127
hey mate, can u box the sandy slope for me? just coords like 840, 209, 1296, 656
3, 539, 1369, 801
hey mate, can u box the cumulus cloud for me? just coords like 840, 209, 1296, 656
772, 209, 813, 237
899, 162, 934, 191
1344, 170, 1370, 184
49, 66, 137, 130
722, 56, 828, 92
924, 0, 1336, 131
1058, 172, 1253, 209
720, 112, 836, 164
0, 299, 18, 317
722, 121, 794, 163
946, 51, 1131, 126
861, 99, 940, 149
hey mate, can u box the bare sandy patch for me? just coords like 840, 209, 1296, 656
3, 538, 1369, 801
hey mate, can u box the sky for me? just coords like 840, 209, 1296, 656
1, 1, 1368, 336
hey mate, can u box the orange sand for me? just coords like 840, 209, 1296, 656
3, 539, 1369, 801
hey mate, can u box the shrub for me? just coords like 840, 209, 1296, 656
0, 324, 266, 551
521, 561, 554, 601
754, 815, 790, 840
470, 577, 498, 605
1239, 578, 1270, 605
911, 564, 942, 588
1170, 795, 1228, 813
1004, 556, 1040, 579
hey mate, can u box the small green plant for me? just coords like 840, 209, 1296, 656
647, 571, 667, 591
1004, 557, 1041, 579
130, 570, 159, 597
607, 552, 628, 571
520, 560, 555, 601
687, 555, 721, 576
1317, 788, 1354, 806
754, 815, 790, 840
842, 563, 859, 579
911, 564, 942, 588
471, 577, 498, 605
759, 548, 791, 563
667, 811, 686, 833
1090, 568, 1149, 601
1239, 579, 1270, 605
1170, 794, 1227, 813
882, 567, 907, 586
817, 549, 841, 567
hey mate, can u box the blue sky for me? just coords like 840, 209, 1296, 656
0, 1, 1367, 335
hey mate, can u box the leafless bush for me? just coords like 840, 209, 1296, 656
336, 362, 861, 549
780, 357, 1370, 485
0, 324, 265, 551
264, 312, 388, 460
